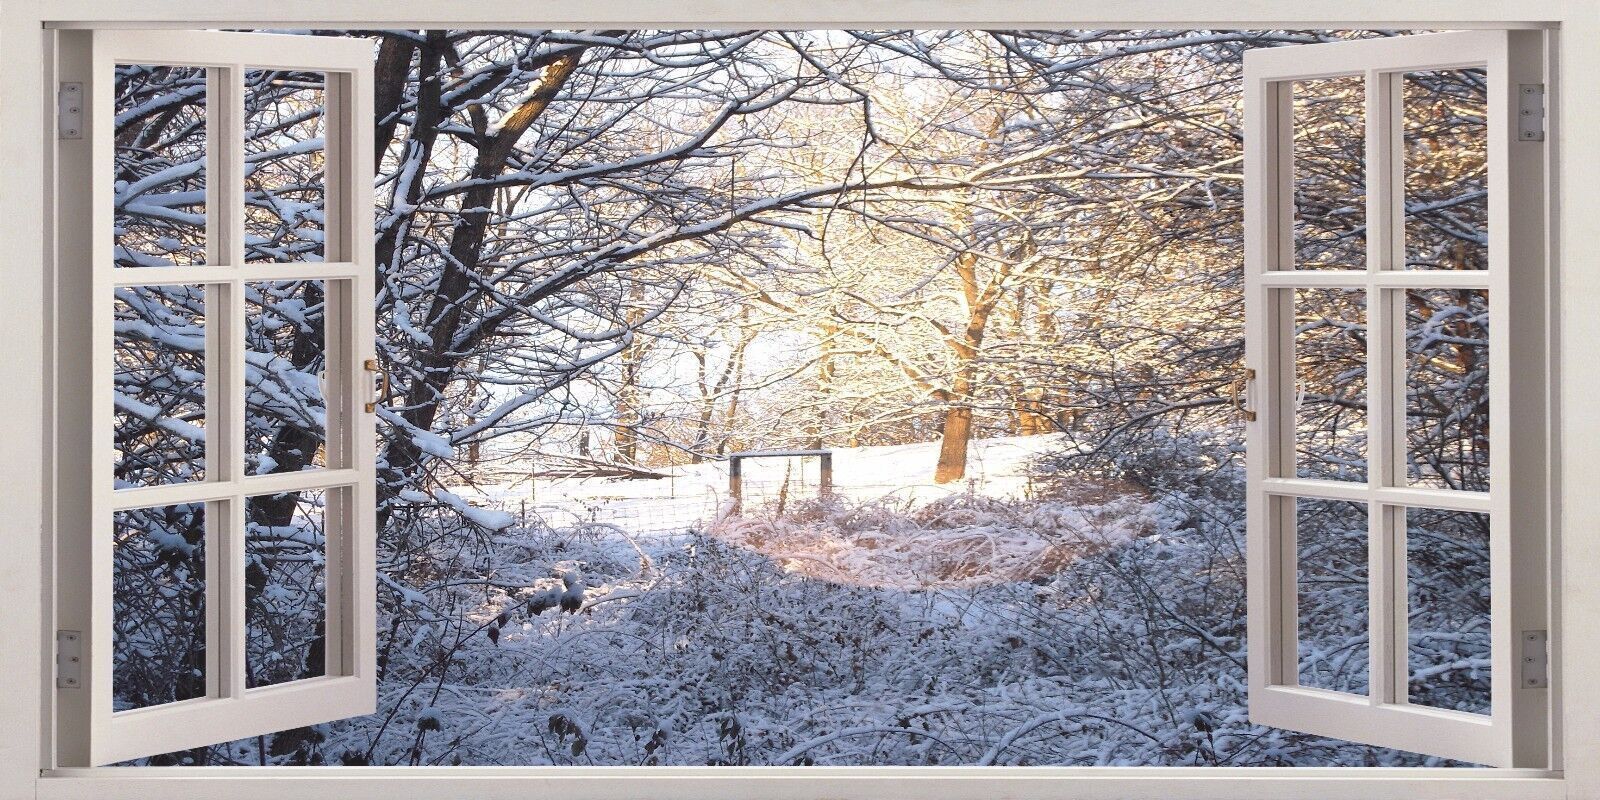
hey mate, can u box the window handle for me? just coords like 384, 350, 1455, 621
364, 358, 389, 413
1231, 368, 1258, 422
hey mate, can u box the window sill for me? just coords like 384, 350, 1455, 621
39, 766, 1565, 800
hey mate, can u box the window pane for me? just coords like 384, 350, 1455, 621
1294, 288, 1367, 481
114, 285, 207, 487
1405, 289, 1489, 491
245, 280, 328, 475
113, 65, 208, 269
244, 70, 327, 263
246, 489, 332, 688
1403, 69, 1488, 270
1296, 498, 1369, 695
114, 502, 207, 711
1405, 507, 1491, 714
1292, 76, 1366, 270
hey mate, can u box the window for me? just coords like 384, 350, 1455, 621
1242, 31, 1550, 766
5, 7, 1577, 800
58, 29, 378, 765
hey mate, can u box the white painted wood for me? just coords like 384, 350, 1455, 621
1260, 478, 1494, 513
111, 262, 367, 287
81, 29, 378, 767
1243, 31, 1511, 83
20, 0, 1572, 29
89, 676, 373, 765
1244, 29, 1551, 768
1243, 52, 1276, 705
108, 468, 365, 510
1258, 270, 1492, 289
0, 3, 1579, 799
28, 766, 1570, 800
1499, 29, 1556, 770
47, 29, 95, 771
85, 26, 118, 768
82, 29, 371, 72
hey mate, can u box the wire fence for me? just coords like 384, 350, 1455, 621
517, 492, 720, 539
498, 476, 1028, 539
455, 444, 1057, 540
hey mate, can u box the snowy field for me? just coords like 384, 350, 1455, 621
244, 432, 1468, 768
443, 433, 1073, 539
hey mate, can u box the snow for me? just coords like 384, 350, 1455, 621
449, 433, 1071, 537
126, 431, 1483, 767
391, 300, 434, 347
411, 430, 456, 459
714, 492, 1156, 590
278, 432, 1466, 767
432, 489, 517, 531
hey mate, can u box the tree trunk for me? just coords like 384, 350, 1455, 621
613, 284, 648, 464
931, 245, 998, 484
933, 405, 974, 484
378, 42, 585, 513
808, 321, 840, 449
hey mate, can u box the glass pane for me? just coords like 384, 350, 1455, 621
1405, 289, 1489, 491
1296, 498, 1369, 695
245, 280, 328, 475
1403, 69, 1488, 270
113, 65, 208, 269
244, 70, 327, 263
246, 489, 331, 688
114, 285, 207, 487
1294, 288, 1367, 481
113, 502, 207, 711
1405, 507, 1491, 714
1292, 76, 1366, 270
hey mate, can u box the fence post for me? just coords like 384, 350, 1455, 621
729, 456, 743, 514
819, 452, 833, 501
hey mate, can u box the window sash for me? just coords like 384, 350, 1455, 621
1242, 29, 1552, 767
67, 28, 378, 766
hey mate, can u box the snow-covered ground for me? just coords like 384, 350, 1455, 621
176, 430, 1478, 767
445, 433, 1072, 538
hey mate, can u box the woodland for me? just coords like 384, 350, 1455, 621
109, 29, 1490, 766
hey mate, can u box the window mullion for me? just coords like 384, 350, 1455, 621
1364, 66, 1406, 707
322, 71, 354, 679
216, 63, 249, 700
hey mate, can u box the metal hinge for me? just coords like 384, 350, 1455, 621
58, 82, 83, 140
56, 630, 83, 689
1518, 84, 1545, 142
1521, 629, 1549, 689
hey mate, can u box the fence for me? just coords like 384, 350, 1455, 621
461, 447, 1048, 539
503, 479, 1009, 539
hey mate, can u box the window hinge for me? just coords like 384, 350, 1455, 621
1521, 629, 1549, 689
56, 630, 83, 689
58, 82, 83, 140
1518, 84, 1545, 142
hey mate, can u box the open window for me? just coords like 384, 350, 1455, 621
1243, 31, 1550, 766
36, 22, 1559, 777
55, 30, 378, 765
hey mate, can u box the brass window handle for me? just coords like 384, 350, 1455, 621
364, 358, 390, 413
1231, 368, 1257, 422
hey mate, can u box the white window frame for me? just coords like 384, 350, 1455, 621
1242, 30, 1549, 768
66, 29, 379, 766
0, 3, 1588, 800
